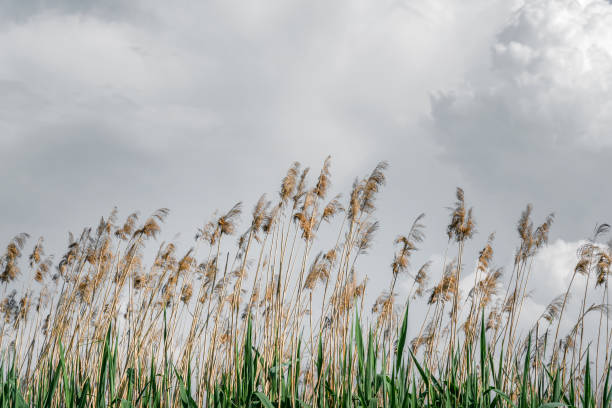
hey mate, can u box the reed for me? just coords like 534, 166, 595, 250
0, 159, 610, 407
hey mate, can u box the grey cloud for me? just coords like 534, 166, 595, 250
0, 131, 154, 241
0, 0, 146, 23
0, 0, 609, 329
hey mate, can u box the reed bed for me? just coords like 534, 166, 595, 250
0, 158, 610, 407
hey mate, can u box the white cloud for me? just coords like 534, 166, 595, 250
431, 0, 612, 150
496, 238, 610, 339
531, 239, 582, 297
426, 0, 612, 246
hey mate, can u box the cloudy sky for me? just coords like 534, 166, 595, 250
1, 0, 612, 327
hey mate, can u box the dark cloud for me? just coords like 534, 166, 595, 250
0, 0, 146, 23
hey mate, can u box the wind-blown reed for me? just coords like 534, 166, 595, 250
0, 158, 610, 407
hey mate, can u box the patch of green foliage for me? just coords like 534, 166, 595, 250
1, 304, 608, 407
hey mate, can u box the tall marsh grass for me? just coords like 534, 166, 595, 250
0, 158, 610, 407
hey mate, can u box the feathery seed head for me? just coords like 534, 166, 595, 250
314, 156, 331, 199
280, 162, 300, 203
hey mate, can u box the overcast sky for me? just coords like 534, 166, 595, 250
1, 0, 612, 327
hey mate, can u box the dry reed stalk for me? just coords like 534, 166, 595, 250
1, 159, 611, 407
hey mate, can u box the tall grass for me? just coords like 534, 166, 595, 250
0, 158, 610, 407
